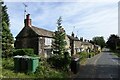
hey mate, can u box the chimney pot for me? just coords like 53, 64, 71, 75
26, 14, 30, 20
24, 14, 32, 27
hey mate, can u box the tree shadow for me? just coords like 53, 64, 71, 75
112, 58, 120, 61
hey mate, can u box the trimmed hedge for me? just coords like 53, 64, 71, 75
13, 48, 36, 56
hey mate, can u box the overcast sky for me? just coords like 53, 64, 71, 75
4, 0, 119, 41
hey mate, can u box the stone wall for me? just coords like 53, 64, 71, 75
15, 37, 39, 55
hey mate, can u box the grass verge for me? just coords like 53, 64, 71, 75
1, 58, 69, 78
113, 52, 120, 58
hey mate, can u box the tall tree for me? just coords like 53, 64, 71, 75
2, 3, 14, 57
92, 36, 105, 49
106, 34, 120, 51
52, 16, 67, 55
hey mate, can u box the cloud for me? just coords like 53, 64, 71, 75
4, 0, 120, 2
62, 2, 118, 40
5, 2, 118, 41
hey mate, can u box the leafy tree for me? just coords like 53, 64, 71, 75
52, 16, 67, 55
2, 3, 14, 57
106, 34, 120, 51
89, 40, 94, 44
92, 36, 105, 49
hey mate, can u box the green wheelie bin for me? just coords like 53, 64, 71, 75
27, 57, 39, 73
13, 56, 22, 72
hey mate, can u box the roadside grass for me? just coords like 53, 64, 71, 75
110, 50, 120, 58
113, 52, 120, 58
1, 58, 69, 78
80, 58, 87, 65
115, 53, 120, 57
76, 52, 96, 65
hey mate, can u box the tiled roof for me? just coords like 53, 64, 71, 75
31, 26, 54, 37
16, 26, 54, 38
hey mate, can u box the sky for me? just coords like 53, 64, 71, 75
4, 0, 119, 41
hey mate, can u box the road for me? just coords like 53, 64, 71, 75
73, 51, 120, 79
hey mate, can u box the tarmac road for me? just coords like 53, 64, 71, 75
73, 51, 120, 79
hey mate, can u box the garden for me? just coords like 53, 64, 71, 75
1, 48, 98, 79
1, 49, 69, 78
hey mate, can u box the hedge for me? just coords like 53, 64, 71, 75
13, 48, 36, 56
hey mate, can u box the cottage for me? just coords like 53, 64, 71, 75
15, 14, 54, 57
67, 32, 81, 55
65, 35, 71, 54
15, 14, 95, 58
93, 44, 101, 53
80, 41, 94, 53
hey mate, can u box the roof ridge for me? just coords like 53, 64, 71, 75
29, 26, 54, 37
32, 26, 54, 33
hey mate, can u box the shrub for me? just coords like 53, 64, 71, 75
13, 48, 36, 56
2, 58, 14, 70
77, 52, 87, 59
47, 52, 71, 71
2, 48, 14, 58
34, 60, 68, 78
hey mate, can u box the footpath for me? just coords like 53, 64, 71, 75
70, 52, 103, 78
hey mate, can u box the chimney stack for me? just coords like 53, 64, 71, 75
24, 14, 32, 27
80, 37, 83, 41
71, 32, 74, 37
84, 39, 87, 42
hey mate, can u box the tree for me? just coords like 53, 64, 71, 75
2, 3, 14, 57
50, 17, 70, 71
89, 40, 94, 44
92, 36, 105, 49
52, 16, 67, 55
106, 34, 120, 51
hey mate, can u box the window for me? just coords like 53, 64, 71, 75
45, 38, 52, 45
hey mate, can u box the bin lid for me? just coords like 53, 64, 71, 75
74, 58, 79, 61
13, 55, 40, 59
29, 57, 40, 59
13, 55, 22, 58
22, 55, 30, 58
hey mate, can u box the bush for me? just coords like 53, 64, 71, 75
77, 52, 95, 59
34, 60, 68, 78
2, 48, 14, 58
13, 48, 36, 56
77, 52, 87, 59
47, 53, 71, 71
2, 58, 14, 71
